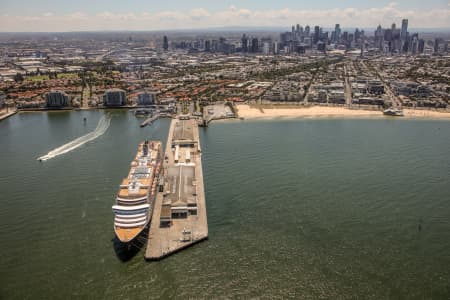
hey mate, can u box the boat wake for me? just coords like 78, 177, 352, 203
37, 114, 111, 161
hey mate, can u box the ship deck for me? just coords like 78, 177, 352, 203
113, 141, 162, 243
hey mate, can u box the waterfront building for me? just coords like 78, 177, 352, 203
137, 91, 157, 106
0, 91, 5, 108
45, 91, 70, 108
103, 89, 126, 107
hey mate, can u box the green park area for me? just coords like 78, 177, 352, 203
26, 72, 79, 82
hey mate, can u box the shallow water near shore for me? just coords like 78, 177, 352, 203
1, 110, 450, 299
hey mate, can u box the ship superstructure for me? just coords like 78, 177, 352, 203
112, 140, 162, 243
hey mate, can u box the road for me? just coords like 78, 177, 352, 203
361, 61, 401, 108
344, 63, 352, 107
81, 83, 90, 108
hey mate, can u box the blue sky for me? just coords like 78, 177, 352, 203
1, 0, 449, 14
1, 1, 449, 31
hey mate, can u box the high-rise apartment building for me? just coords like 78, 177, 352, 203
45, 91, 70, 108
103, 89, 126, 107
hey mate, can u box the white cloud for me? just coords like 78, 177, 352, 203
0, 5, 449, 32
189, 8, 211, 20
67, 12, 88, 21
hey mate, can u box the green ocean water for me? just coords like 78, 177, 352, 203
0, 110, 449, 299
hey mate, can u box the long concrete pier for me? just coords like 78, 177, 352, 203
140, 114, 160, 127
145, 116, 208, 260
0, 110, 17, 122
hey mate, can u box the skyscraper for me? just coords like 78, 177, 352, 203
434, 38, 442, 53
241, 34, 248, 52
375, 25, 384, 50
334, 24, 341, 42
305, 25, 310, 37
251, 38, 259, 53
354, 28, 361, 42
411, 36, 418, 55
401, 19, 408, 40
313, 26, 320, 44
204, 40, 211, 52
418, 39, 425, 54
163, 36, 169, 51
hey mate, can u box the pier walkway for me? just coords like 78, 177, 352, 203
140, 114, 160, 127
145, 117, 208, 260
0, 109, 17, 122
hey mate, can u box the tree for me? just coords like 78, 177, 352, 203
14, 73, 24, 83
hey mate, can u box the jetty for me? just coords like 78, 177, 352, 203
140, 114, 160, 127
145, 116, 208, 260
0, 109, 17, 122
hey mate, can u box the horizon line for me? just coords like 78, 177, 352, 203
1, 26, 450, 34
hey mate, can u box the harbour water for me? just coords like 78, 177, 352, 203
1, 110, 450, 299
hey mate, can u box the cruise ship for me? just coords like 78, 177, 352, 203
112, 141, 162, 243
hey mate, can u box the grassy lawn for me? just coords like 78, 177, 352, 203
25, 72, 79, 82
26, 75, 49, 81
58, 73, 79, 79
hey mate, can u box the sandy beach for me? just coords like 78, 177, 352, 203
236, 105, 450, 119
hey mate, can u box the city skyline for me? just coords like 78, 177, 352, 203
1, 1, 450, 32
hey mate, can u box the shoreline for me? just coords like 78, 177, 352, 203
236, 105, 450, 120
4, 105, 450, 122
